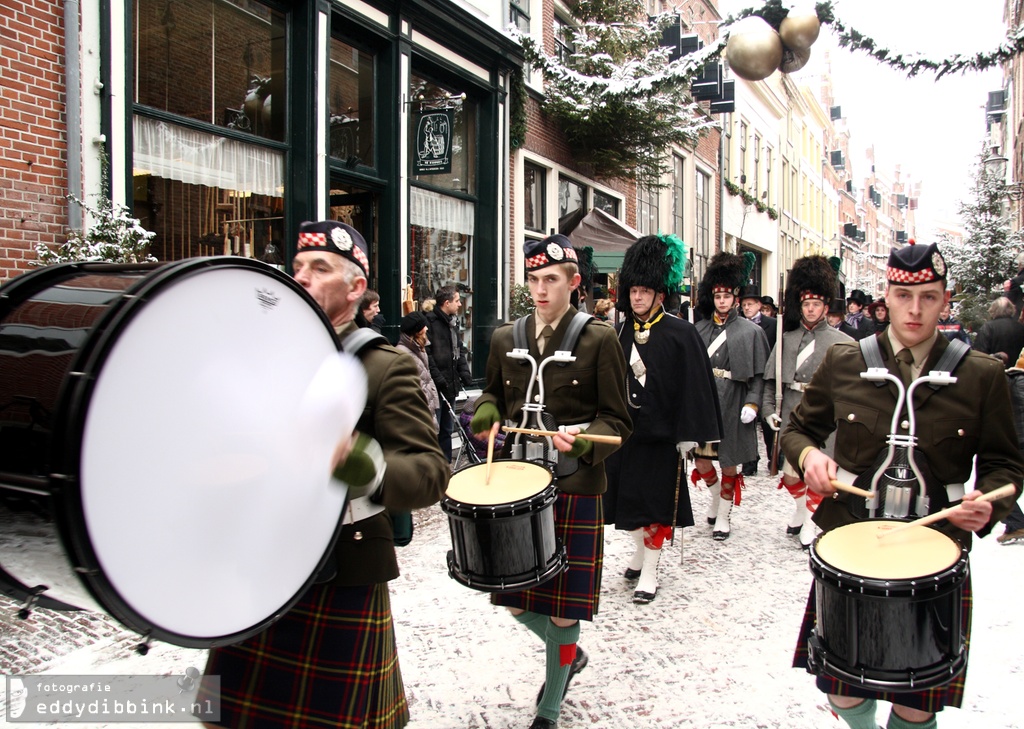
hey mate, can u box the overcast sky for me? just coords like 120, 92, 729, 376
717, 0, 1007, 235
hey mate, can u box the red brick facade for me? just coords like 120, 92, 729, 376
0, 0, 68, 281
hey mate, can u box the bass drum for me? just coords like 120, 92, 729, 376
0, 258, 351, 648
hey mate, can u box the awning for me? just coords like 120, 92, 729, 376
566, 208, 640, 252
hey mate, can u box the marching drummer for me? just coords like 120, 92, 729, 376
470, 233, 631, 729
782, 242, 1024, 729
203, 221, 449, 729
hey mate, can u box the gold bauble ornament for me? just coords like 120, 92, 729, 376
778, 45, 811, 74
779, 10, 821, 53
726, 16, 784, 82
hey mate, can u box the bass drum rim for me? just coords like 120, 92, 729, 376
16, 258, 343, 648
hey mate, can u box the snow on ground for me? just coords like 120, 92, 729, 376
2, 460, 1022, 728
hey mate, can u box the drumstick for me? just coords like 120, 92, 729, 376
485, 422, 499, 485
501, 426, 622, 445
877, 484, 1018, 539
829, 479, 876, 499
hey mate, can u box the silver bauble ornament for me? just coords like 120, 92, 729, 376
778, 45, 811, 74
779, 10, 821, 53
726, 16, 784, 82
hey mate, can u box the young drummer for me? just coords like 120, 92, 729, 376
470, 234, 631, 729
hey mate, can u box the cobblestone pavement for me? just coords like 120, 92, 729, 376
2, 458, 1022, 728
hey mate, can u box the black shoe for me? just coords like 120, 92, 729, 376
712, 529, 730, 541
785, 525, 801, 536
623, 567, 641, 580
535, 646, 589, 705
529, 718, 556, 729
632, 589, 656, 604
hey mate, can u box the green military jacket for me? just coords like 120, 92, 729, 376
782, 332, 1024, 549
476, 309, 632, 495
328, 322, 449, 586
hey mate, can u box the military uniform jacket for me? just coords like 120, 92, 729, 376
329, 322, 449, 586
763, 319, 851, 425
476, 308, 632, 495
695, 310, 769, 465
781, 332, 1024, 548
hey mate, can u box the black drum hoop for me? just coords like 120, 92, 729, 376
440, 483, 558, 520
809, 549, 969, 598
2, 257, 343, 648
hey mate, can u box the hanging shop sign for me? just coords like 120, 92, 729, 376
413, 109, 453, 175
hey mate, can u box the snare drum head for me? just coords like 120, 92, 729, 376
815, 521, 961, 580
445, 461, 552, 505
76, 261, 364, 642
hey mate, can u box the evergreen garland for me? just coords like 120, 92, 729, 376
509, 67, 528, 149
730, 1, 1022, 79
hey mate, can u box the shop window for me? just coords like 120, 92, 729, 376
132, 117, 285, 263
524, 163, 546, 233
329, 38, 375, 168
133, 0, 287, 142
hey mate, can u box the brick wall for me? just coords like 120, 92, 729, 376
0, 0, 68, 283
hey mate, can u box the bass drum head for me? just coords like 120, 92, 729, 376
74, 259, 350, 646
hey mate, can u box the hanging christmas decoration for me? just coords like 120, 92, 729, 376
726, 16, 784, 81
727, 1, 1024, 80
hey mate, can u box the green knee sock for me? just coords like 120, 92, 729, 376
828, 697, 878, 729
513, 610, 549, 643
536, 622, 580, 721
886, 710, 937, 729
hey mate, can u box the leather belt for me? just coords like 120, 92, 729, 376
788, 381, 809, 392
712, 368, 732, 379
342, 495, 386, 525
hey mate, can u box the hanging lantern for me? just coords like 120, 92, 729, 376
779, 10, 821, 54
778, 46, 811, 74
726, 16, 784, 82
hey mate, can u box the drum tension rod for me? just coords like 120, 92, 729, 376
136, 632, 153, 656
17, 585, 49, 619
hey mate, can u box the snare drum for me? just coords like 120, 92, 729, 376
441, 460, 567, 593
0, 258, 350, 648
808, 520, 969, 691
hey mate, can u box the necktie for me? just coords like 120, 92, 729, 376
896, 348, 914, 386
540, 325, 554, 352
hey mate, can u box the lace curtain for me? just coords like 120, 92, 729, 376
410, 187, 474, 235
133, 116, 283, 198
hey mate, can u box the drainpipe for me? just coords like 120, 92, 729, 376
718, 121, 726, 253
65, 0, 82, 229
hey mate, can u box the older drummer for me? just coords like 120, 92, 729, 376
470, 234, 631, 729
782, 242, 1024, 729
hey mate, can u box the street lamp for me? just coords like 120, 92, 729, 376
983, 144, 1024, 201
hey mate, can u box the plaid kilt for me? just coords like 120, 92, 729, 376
492, 491, 603, 621
792, 578, 972, 713
202, 582, 408, 729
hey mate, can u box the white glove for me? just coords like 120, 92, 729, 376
740, 406, 757, 424
766, 413, 782, 432
676, 441, 697, 456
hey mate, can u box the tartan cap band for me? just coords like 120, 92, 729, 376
886, 242, 946, 286
525, 234, 578, 273
296, 221, 370, 277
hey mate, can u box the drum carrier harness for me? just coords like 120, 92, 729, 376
853, 336, 971, 519
507, 311, 593, 477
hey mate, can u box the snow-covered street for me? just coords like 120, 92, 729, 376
2, 463, 1022, 728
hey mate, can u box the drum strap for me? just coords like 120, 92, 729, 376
342, 327, 388, 356
859, 335, 970, 389
513, 311, 593, 359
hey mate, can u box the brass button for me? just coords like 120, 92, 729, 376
534, 394, 541, 402
572, 379, 579, 386
632, 392, 637, 398
505, 379, 511, 385
958, 428, 965, 436
353, 531, 363, 541
847, 413, 855, 421
900, 420, 910, 430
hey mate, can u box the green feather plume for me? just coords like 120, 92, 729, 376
658, 233, 687, 292
741, 251, 756, 281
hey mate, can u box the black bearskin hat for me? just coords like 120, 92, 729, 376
783, 255, 837, 332
696, 251, 749, 319
615, 235, 686, 313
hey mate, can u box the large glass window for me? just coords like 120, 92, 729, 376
509, 0, 530, 33
695, 170, 711, 280
558, 176, 585, 231
637, 185, 658, 236
593, 190, 619, 218
553, 15, 574, 64
524, 163, 545, 233
329, 38, 375, 167
133, 0, 287, 141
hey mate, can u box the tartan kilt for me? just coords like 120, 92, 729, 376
792, 578, 972, 713
202, 582, 408, 729
492, 491, 603, 621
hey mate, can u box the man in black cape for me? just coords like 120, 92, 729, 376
603, 235, 723, 604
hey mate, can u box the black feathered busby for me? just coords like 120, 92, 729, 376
783, 255, 838, 332
696, 251, 751, 319
615, 235, 687, 313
